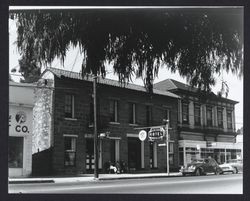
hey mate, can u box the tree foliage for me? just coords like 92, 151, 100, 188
10, 8, 243, 92
18, 56, 41, 83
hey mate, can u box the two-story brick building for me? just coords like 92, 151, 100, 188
33, 68, 180, 175
154, 79, 242, 166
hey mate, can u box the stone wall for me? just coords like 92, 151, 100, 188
33, 79, 54, 154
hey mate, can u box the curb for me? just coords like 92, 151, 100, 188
9, 180, 55, 184
9, 174, 182, 184
99, 174, 181, 181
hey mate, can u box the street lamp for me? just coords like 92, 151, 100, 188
163, 119, 169, 175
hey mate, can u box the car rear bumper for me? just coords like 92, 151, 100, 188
180, 169, 196, 174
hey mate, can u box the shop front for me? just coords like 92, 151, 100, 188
9, 81, 34, 177
178, 140, 242, 166
9, 106, 33, 177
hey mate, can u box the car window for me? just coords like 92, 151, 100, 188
229, 159, 237, 163
191, 159, 204, 163
210, 159, 217, 165
229, 159, 242, 163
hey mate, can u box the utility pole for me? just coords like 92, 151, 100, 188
93, 75, 99, 179
163, 119, 169, 175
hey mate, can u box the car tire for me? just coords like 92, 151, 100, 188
214, 170, 219, 175
195, 168, 201, 176
234, 167, 238, 174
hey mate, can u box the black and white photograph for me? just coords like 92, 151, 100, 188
7, 6, 243, 194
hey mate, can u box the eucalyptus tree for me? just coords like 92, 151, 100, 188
10, 8, 243, 92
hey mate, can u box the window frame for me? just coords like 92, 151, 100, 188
146, 105, 153, 126
129, 102, 137, 124
206, 106, 213, 127
65, 94, 75, 119
110, 99, 119, 123
217, 107, 223, 128
227, 110, 233, 129
64, 135, 77, 167
182, 102, 189, 124
165, 109, 172, 127
194, 103, 201, 126
169, 142, 174, 153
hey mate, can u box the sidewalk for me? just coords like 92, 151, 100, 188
9, 172, 182, 184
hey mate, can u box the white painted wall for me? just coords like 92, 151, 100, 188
9, 82, 35, 177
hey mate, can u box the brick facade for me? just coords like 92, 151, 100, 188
33, 68, 179, 175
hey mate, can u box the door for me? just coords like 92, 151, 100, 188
85, 139, 94, 172
128, 137, 141, 171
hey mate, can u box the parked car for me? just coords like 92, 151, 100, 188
219, 163, 237, 174
180, 158, 222, 176
220, 159, 243, 174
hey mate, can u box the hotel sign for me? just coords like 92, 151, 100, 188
148, 127, 165, 141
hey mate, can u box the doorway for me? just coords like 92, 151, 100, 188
128, 137, 141, 171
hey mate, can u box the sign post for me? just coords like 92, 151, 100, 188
163, 119, 169, 175
93, 76, 98, 179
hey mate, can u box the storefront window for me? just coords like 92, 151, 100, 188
8, 137, 23, 168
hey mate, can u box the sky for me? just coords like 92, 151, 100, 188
8, 17, 243, 130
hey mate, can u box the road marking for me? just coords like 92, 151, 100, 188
10, 176, 242, 193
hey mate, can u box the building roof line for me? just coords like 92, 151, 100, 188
41, 67, 180, 99
153, 78, 239, 104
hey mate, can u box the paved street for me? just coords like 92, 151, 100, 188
9, 173, 242, 194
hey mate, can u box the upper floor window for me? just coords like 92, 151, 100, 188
206, 106, 213, 126
146, 105, 153, 126
194, 104, 201, 126
227, 110, 233, 129
64, 136, 77, 166
165, 109, 171, 127
110, 99, 119, 122
169, 142, 174, 153
129, 103, 137, 124
217, 107, 223, 128
65, 94, 74, 118
182, 102, 189, 124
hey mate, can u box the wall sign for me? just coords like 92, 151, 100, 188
148, 127, 165, 141
9, 108, 32, 135
138, 130, 147, 141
